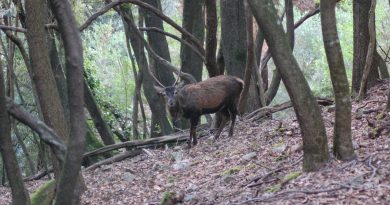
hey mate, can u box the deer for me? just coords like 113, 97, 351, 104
154, 74, 244, 148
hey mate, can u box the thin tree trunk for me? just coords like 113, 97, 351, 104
248, 0, 329, 172
357, 0, 377, 100
239, 0, 264, 113
320, 0, 356, 161
353, 0, 378, 96
84, 80, 116, 145
180, 0, 205, 82
376, 51, 389, 79
50, 0, 86, 203
0, 53, 30, 205
13, 123, 36, 175
117, 4, 174, 137
205, 0, 218, 77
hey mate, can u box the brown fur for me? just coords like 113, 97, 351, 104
162, 75, 244, 148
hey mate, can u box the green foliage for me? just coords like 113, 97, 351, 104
161, 191, 175, 205
220, 166, 241, 176
31, 180, 56, 205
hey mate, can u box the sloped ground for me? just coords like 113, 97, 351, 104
1, 81, 390, 205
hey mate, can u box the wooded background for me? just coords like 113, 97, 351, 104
0, 0, 389, 204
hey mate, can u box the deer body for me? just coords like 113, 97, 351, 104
156, 75, 244, 148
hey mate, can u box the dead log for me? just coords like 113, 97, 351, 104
85, 149, 142, 171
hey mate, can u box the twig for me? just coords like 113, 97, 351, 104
234, 186, 344, 204
367, 154, 377, 180
244, 155, 303, 187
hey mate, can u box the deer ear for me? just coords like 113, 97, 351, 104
176, 81, 185, 89
154, 85, 165, 95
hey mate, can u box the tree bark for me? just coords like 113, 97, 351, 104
352, 0, 379, 96
377, 51, 389, 79
239, 0, 264, 113
205, 0, 218, 77
357, 0, 377, 100
50, 0, 86, 204
221, 0, 260, 113
320, 0, 356, 161
26, 0, 69, 181
180, 0, 205, 82
0, 54, 30, 205
248, 0, 329, 172
118, 6, 174, 137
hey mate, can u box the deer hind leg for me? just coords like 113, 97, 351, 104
214, 108, 229, 140
228, 105, 238, 137
190, 117, 200, 146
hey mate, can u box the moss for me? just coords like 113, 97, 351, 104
31, 180, 56, 205
161, 191, 175, 205
266, 184, 282, 193
167, 176, 176, 183
376, 112, 385, 120
221, 166, 241, 176
283, 171, 301, 181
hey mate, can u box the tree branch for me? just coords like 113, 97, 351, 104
139, 27, 204, 61
6, 97, 65, 163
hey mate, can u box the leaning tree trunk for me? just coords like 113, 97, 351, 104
50, 0, 86, 203
357, 0, 377, 100
377, 51, 389, 79
117, 6, 173, 137
143, 0, 187, 131
320, 0, 356, 161
248, 0, 329, 172
352, 0, 379, 96
0, 56, 30, 205
26, 0, 69, 179
239, 0, 264, 112
180, 0, 205, 82
264, 0, 294, 105
84, 80, 116, 145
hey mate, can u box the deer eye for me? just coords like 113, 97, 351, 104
174, 90, 178, 95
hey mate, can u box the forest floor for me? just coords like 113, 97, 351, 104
1, 81, 390, 205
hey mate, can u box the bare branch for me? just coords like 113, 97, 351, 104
139, 27, 204, 61
6, 97, 66, 163
0, 25, 26, 33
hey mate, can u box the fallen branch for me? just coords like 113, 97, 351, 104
244, 98, 334, 122
83, 127, 209, 159
23, 168, 54, 182
85, 149, 142, 171
244, 155, 303, 188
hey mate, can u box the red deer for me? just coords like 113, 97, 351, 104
154, 75, 244, 148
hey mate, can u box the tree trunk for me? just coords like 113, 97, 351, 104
180, 0, 205, 82
49, 0, 86, 203
143, 0, 188, 131
221, 0, 260, 112
205, 0, 219, 77
0, 54, 30, 205
118, 6, 173, 137
320, 0, 356, 161
352, 0, 379, 96
264, 0, 294, 105
26, 0, 69, 180
357, 0, 377, 100
239, 1, 264, 113
248, 0, 329, 172
84, 80, 116, 145
377, 51, 389, 79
